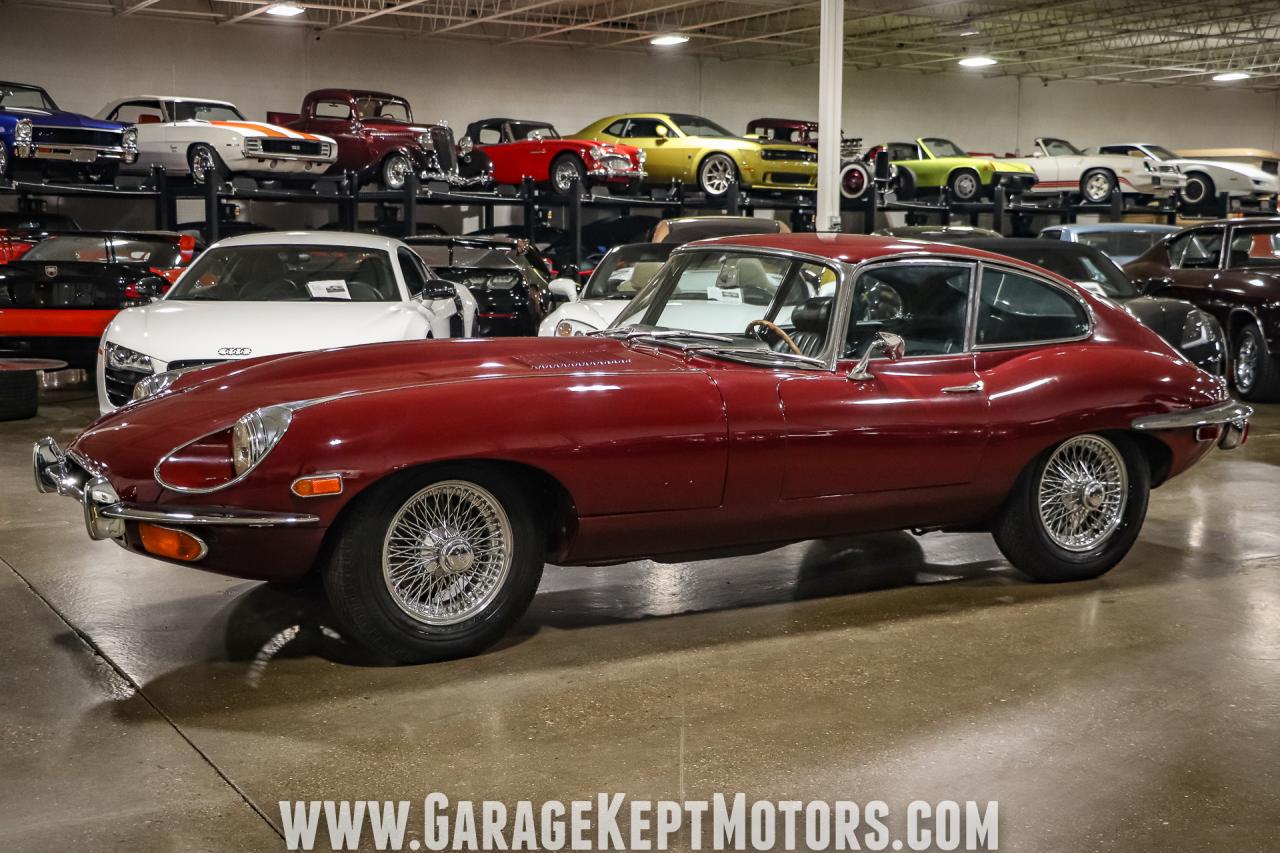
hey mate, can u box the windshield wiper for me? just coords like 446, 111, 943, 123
589, 328, 735, 344
692, 346, 828, 368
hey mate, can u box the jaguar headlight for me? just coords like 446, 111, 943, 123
1180, 309, 1218, 348
230, 405, 293, 477
130, 364, 204, 403
105, 341, 154, 373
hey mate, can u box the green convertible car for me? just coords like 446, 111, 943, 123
873, 137, 1037, 201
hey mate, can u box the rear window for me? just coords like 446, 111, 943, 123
23, 235, 178, 267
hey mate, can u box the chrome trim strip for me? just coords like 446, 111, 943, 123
1131, 399, 1253, 431
101, 505, 320, 527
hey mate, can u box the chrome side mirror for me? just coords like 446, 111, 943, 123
848, 331, 905, 381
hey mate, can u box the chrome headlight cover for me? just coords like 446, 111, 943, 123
14, 118, 33, 146
105, 341, 154, 373
416, 132, 434, 150
231, 405, 294, 477
130, 364, 206, 403
1180, 309, 1218, 347
457, 135, 474, 155
121, 126, 139, 159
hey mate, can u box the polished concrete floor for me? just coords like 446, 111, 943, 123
2, 390, 1277, 852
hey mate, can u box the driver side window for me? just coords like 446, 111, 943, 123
845, 263, 973, 358
622, 119, 669, 138
1168, 229, 1223, 269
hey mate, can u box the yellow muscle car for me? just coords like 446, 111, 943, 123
575, 113, 817, 197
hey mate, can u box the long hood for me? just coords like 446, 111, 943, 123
104, 300, 427, 364
75, 337, 694, 464
7, 109, 124, 132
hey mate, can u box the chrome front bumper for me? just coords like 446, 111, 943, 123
587, 166, 645, 180
1131, 399, 1253, 449
15, 143, 137, 164
33, 437, 320, 545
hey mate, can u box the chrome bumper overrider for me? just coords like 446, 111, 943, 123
33, 437, 320, 543
1131, 400, 1253, 449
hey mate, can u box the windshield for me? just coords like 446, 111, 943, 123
510, 122, 559, 140
922, 138, 967, 158
24, 235, 178, 266
995, 245, 1136, 298
356, 97, 411, 123
167, 245, 400, 302
669, 114, 735, 138
613, 249, 830, 335
0, 84, 56, 112
583, 244, 675, 300
1144, 145, 1178, 160
1076, 230, 1172, 259
1041, 138, 1083, 156
172, 101, 246, 122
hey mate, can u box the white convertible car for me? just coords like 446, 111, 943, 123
99, 96, 336, 184
96, 231, 476, 414
1093, 142, 1280, 211
540, 243, 676, 336
1003, 137, 1185, 203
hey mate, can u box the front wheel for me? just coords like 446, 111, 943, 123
549, 154, 587, 195
947, 168, 981, 202
993, 433, 1149, 583
324, 466, 545, 663
1232, 323, 1280, 401
1181, 171, 1216, 213
697, 153, 738, 197
381, 153, 412, 191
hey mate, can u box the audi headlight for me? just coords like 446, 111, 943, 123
15, 118, 32, 146
1180, 309, 1218, 348
417, 132, 434, 150
231, 405, 293, 476
458, 135, 474, 155
105, 341, 154, 373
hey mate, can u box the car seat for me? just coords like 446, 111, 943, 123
773, 296, 831, 358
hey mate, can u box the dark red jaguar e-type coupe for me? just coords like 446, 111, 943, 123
34, 234, 1250, 663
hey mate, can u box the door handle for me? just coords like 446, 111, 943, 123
941, 381, 984, 394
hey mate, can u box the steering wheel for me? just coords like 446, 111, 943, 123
746, 319, 803, 356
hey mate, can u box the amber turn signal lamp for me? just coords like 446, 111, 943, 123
292, 474, 343, 498
139, 524, 206, 562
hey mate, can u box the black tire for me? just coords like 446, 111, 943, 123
839, 161, 872, 200
187, 143, 226, 186
1181, 171, 1216, 213
1231, 322, 1280, 401
380, 153, 412, 191
946, 168, 982, 202
323, 465, 545, 663
992, 433, 1150, 583
696, 152, 738, 197
1079, 168, 1116, 204
548, 153, 587, 196
0, 371, 38, 421
893, 165, 917, 201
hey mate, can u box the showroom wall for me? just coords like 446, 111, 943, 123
4, 5, 1280, 155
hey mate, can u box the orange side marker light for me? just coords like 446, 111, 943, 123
292, 475, 344, 498
138, 524, 206, 562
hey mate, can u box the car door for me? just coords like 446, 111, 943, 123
622, 118, 685, 181
777, 259, 988, 501
309, 97, 363, 170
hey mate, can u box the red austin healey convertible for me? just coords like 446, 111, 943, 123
466, 117, 645, 194
35, 234, 1249, 662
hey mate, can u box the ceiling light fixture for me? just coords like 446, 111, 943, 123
1212, 71, 1251, 82
958, 29, 980, 37
959, 55, 998, 67
650, 33, 690, 46
265, 1, 306, 16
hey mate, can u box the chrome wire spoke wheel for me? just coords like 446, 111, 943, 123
700, 155, 733, 195
552, 160, 578, 192
1036, 435, 1128, 552
1236, 332, 1258, 392
381, 480, 513, 626
384, 155, 410, 190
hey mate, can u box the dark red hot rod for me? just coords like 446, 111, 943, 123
268, 89, 491, 190
35, 234, 1249, 663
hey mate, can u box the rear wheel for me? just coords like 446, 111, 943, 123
1232, 323, 1280, 401
839, 161, 872, 200
893, 165, 917, 201
323, 466, 545, 663
993, 433, 1149, 583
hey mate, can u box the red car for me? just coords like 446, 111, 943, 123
746, 117, 819, 148
0, 231, 197, 367
465, 117, 645, 194
35, 234, 1248, 663
268, 89, 492, 190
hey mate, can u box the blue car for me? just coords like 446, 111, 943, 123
1038, 222, 1179, 266
0, 81, 138, 184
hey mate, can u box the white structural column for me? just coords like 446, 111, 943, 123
816, 0, 844, 231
